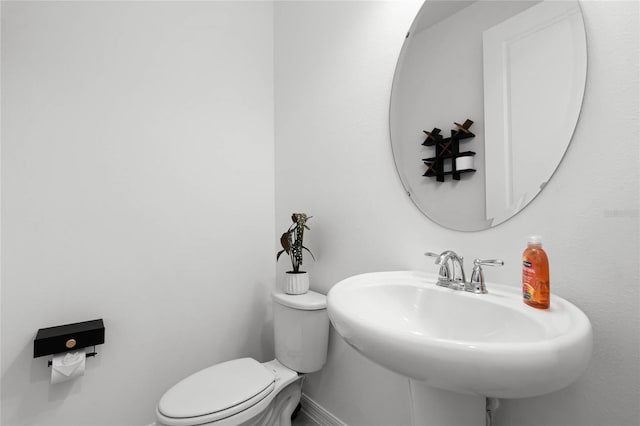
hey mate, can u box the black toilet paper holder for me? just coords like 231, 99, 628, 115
33, 319, 105, 366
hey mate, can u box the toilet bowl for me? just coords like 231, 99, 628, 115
156, 290, 329, 426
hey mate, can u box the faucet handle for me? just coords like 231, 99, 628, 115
469, 259, 504, 294
424, 252, 451, 285
474, 259, 504, 267
424, 251, 464, 263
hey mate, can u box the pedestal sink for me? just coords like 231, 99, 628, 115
327, 271, 593, 424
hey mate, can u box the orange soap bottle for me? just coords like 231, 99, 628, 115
522, 235, 550, 309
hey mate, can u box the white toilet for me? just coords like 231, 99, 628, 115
156, 290, 329, 426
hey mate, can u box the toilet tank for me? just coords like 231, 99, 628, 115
272, 290, 329, 373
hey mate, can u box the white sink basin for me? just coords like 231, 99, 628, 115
327, 271, 592, 398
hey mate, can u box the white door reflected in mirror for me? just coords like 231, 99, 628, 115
483, 1, 586, 226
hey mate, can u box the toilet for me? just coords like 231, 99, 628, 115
156, 289, 329, 426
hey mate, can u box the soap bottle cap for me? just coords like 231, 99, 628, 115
528, 235, 543, 246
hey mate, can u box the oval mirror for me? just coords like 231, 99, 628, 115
390, 0, 587, 231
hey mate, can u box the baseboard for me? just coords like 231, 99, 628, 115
300, 393, 348, 426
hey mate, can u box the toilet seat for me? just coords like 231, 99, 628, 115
157, 358, 275, 426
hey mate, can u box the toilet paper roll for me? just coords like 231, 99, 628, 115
51, 349, 86, 384
455, 155, 475, 170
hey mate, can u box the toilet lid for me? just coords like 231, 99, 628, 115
158, 358, 275, 421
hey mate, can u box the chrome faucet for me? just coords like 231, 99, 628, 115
425, 251, 503, 294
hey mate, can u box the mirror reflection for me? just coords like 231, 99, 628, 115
390, 0, 587, 231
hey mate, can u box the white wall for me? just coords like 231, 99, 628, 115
275, 1, 639, 426
275, 2, 422, 424
1, 2, 274, 425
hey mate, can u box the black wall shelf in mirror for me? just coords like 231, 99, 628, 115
422, 119, 476, 182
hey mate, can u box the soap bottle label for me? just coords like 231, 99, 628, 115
522, 261, 535, 301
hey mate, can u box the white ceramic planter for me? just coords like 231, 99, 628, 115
285, 272, 309, 295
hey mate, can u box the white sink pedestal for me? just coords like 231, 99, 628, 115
409, 379, 484, 426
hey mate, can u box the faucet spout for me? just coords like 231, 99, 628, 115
435, 250, 466, 288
